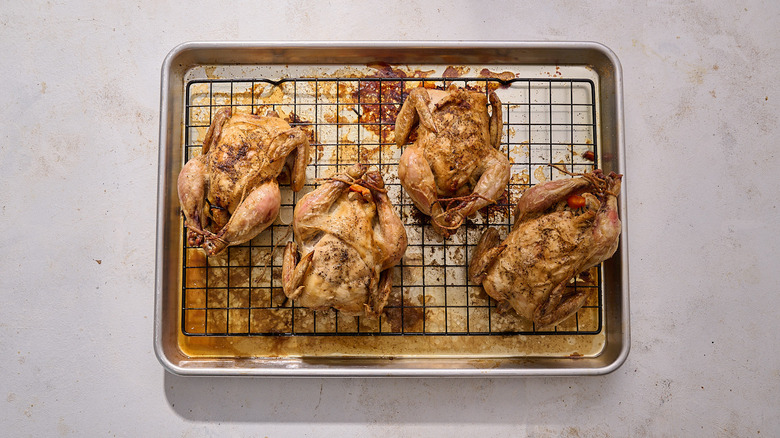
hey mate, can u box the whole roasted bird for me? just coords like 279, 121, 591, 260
469, 170, 623, 328
282, 164, 407, 316
395, 86, 510, 237
177, 108, 310, 256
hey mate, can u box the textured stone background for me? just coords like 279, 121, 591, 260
1, 1, 778, 436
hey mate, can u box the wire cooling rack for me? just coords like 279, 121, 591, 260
180, 75, 602, 337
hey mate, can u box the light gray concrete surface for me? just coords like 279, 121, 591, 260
1, 1, 778, 436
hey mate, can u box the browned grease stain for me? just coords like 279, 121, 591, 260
402, 252, 423, 284
542, 66, 564, 78
359, 146, 380, 163
251, 83, 285, 107
469, 286, 491, 303
204, 66, 218, 79
582, 150, 595, 161
385, 302, 426, 333
534, 165, 548, 183
442, 66, 473, 89
443, 65, 468, 78
406, 205, 432, 225
366, 63, 436, 80
349, 67, 406, 144
177, 330, 605, 358
448, 246, 465, 265
344, 64, 494, 145
479, 68, 516, 91
338, 137, 359, 164
314, 144, 325, 161
405, 305, 427, 332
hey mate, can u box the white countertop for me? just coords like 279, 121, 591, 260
2, 1, 778, 436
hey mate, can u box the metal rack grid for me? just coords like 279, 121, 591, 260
180, 75, 602, 337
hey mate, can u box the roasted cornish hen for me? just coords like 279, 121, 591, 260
395, 87, 510, 237
469, 170, 622, 328
177, 108, 310, 256
282, 164, 407, 316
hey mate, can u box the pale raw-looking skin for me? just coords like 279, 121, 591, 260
177, 107, 310, 256
468, 170, 623, 328
395, 87, 511, 237
282, 164, 408, 316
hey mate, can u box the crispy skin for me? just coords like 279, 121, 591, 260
283, 165, 407, 316
206, 114, 305, 212
471, 171, 622, 328
177, 109, 310, 256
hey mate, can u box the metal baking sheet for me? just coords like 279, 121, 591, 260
154, 41, 629, 376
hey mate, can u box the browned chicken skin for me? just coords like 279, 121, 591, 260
177, 108, 310, 256
395, 87, 510, 237
282, 164, 408, 316
469, 170, 623, 328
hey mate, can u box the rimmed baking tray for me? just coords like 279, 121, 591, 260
155, 41, 629, 376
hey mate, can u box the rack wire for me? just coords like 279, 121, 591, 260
180, 75, 602, 337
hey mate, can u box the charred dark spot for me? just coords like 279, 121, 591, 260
366, 63, 408, 78
442, 66, 461, 78
286, 113, 316, 142
351, 69, 407, 143
479, 69, 515, 90
213, 141, 250, 179
233, 141, 250, 159
339, 248, 349, 264
409, 206, 431, 225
